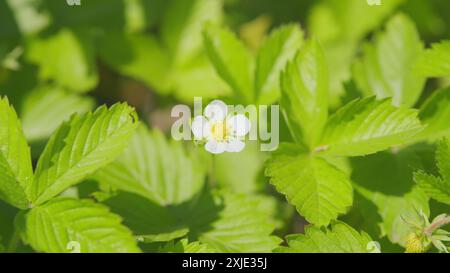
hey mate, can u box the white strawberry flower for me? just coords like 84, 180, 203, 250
191, 100, 251, 154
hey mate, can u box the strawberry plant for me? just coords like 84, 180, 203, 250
0, 0, 450, 253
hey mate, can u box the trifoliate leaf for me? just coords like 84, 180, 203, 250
415, 139, 450, 205
276, 221, 373, 253
26, 28, 98, 93
21, 86, 94, 142
203, 24, 254, 103
22, 198, 141, 253
255, 24, 303, 104
94, 125, 206, 205
265, 144, 353, 226
353, 14, 425, 107
280, 39, 328, 148
28, 103, 138, 205
415, 87, 450, 142
415, 40, 450, 77
0, 97, 33, 209
162, 0, 223, 67
319, 97, 423, 157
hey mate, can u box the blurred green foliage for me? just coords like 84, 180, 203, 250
0, 0, 450, 253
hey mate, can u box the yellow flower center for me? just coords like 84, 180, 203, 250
405, 233, 425, 253
210, 121, 230, 141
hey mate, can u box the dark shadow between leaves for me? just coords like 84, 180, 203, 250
103, 187, 224, 245
350, 143, 436, 196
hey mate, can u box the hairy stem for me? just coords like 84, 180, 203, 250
424, 215, 450, 236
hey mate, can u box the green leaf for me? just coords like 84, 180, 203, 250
415, 139, 450, 205
102, 192, 186, 239
280, 39, 328, 148
265, 144, 353, 226
319, 97, 423, 157
414, 87, 450, 142
214, 141, 266, 194
98, 32, 172, 93
138, 228, 190, 244
28, 103, 138, 205
104, 191, 280, 252
162, 0, 223, 67
203, 24, 254, 103
349, 147, 432, 246
171, 54, 231, 102
276, 221, 373, 253
22, 198, 141, 253
415, 40, 450, 77
353, 14, 425, 107
196, 192, 281, 252
356, 184, 429, 246
21, 86, 95, 142
26, 28, 98, 93
0, 97, 33, 209
255, 24, 303, 104
308, 0, 405, 107
98, 32, 230, 102
309, 0, 406, 43
124, 0, 167, 33
158, 239, 213, 253
44, 0, 124, 30
94, 125, 206, 205
5, 0, 50, 36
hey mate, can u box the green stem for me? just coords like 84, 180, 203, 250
424, 215, 450, 236
209, 155, 216, 188
6, 229, 20, 253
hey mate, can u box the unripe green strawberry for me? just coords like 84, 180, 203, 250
405, 233, 425, 253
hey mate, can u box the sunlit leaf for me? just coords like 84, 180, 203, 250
276, 221, 373, 253
353, 14, 425, 107
28, 103, 138, 205
255, 24, 303, 104
319, 97, 423, 156
265, 144, 353, 226
280, 39, 328, 148
415, 40, 450, 77
0, 97, 33, 209
22, 198, 141, 253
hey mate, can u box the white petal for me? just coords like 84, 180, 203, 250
204, 100, 228, 122
191, 116, 211, 139
225, 140, 245, 152
205, 140, 226, 154
227, 114, 251, 136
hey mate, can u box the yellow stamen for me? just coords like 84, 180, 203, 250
210, 121, 230, 141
